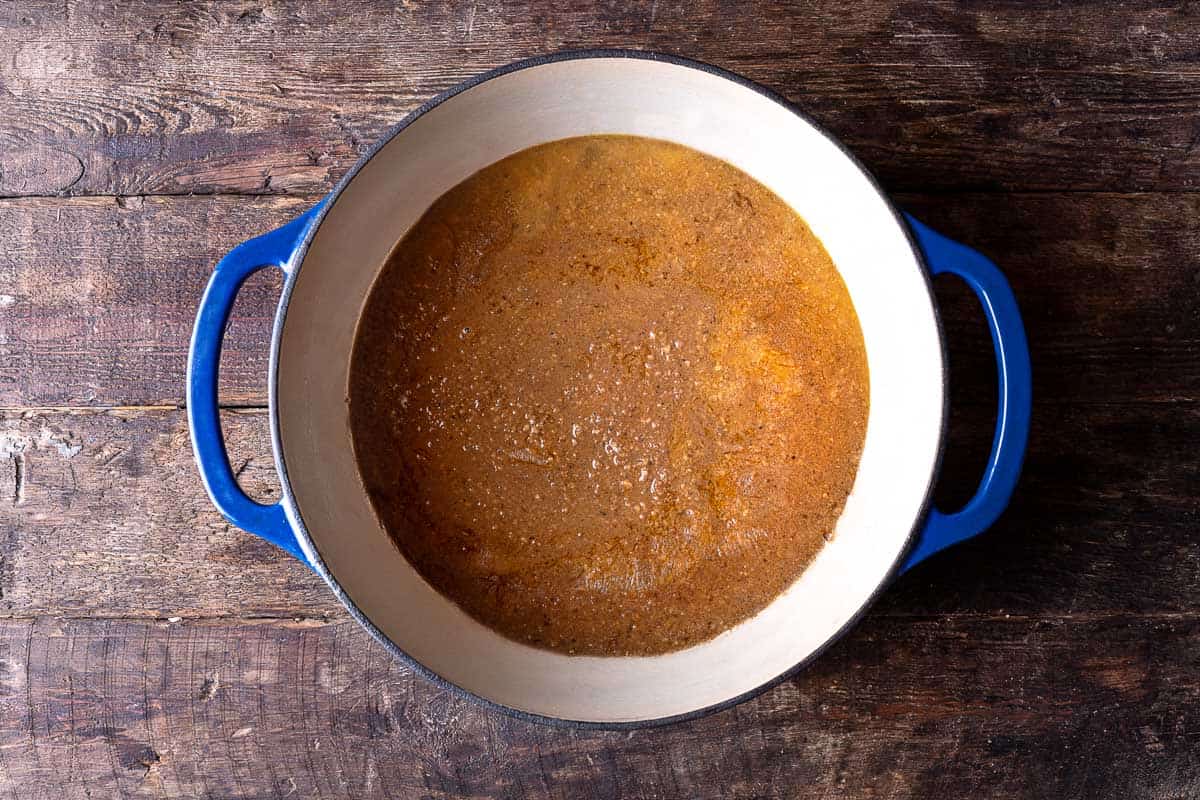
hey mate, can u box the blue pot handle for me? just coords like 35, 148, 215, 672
900, 215, 1032, 572
187, 206, 323, 564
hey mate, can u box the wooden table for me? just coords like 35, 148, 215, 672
2, 2, 1197, 797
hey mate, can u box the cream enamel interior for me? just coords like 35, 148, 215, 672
274, 57, 945, 723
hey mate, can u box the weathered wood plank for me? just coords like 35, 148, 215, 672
899, 191, 1200, 407
0, 402, 1196, 620
2, 1, 1200, 197
0, 408, 338, 619
0, 195, 307, 407
0, 613, 1196, 799
3, 192, 1198, 408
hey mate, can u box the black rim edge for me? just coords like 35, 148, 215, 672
267, 47, 951, 730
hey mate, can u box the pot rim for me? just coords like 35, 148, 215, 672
268, 48, 949, 729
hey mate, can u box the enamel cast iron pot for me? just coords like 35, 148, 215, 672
188, 51, 1032, 727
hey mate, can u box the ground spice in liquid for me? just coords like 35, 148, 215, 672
349, 135, 869, 656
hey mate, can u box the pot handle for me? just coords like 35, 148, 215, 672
187, 207, 321, 564
900, 215, 1032, 572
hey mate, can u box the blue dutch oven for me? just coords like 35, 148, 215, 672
188, 51, 1031, 727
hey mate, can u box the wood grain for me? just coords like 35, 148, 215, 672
0, 613, 1196, 799
0, 408, 336, 620
2, 1, 1200, 198
3, 192, 1197, 408
3, 1, 1200, 796
0, 195, 306, 407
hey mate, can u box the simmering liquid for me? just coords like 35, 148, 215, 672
349, 135, 869, 656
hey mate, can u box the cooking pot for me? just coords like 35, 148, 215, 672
188, 51, 1031, 726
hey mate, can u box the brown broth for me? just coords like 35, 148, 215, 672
349, 135, 869, 656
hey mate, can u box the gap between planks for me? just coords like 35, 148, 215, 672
7, 188, 1200, 204
3, 610, 1200, 626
